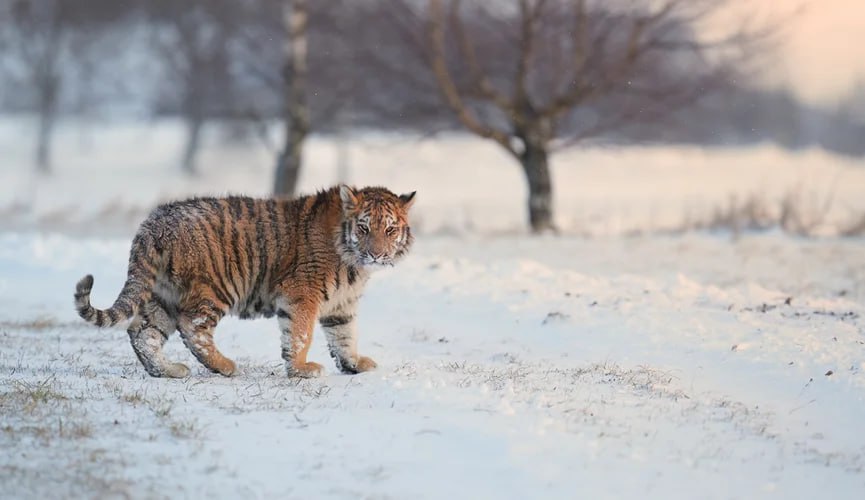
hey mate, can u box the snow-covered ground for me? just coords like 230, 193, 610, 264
1, 120, 865, 498
2, 232, 864, 498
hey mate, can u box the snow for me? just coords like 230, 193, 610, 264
3, 232, 865, 498
1, 120, 865, 498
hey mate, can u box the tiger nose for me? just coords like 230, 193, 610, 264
370, 251, 386, 261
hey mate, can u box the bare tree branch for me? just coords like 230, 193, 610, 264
447, 0, 514, 115
426, 0, 517, 157
513, 0, 545, 108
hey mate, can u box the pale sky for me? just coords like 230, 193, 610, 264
768, 0, 865, 105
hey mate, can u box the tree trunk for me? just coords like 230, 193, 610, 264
36, 110, 54, 174
181, 116, 203, 176
335, 111, 351, 184
520, 139, 556, 233
274, 134, 304, 195
35, 75, 59, 174
273, 0, 309, 197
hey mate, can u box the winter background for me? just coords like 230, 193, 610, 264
1, 1, 864, 499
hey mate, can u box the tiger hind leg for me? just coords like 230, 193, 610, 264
128, 300, 190, 378
177, 300, 236, 377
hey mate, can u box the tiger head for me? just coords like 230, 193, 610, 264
338, 185, 416, 268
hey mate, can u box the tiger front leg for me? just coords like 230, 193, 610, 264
277, 299, 324, 378
320, 309, 377, 374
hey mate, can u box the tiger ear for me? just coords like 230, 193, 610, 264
399, 191, 417, 210
339, 185, 359, 213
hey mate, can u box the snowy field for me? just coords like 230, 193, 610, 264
1, 120, 865, 499
1, 118, 865, 237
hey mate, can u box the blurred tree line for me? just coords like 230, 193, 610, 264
0, 0, 862, 231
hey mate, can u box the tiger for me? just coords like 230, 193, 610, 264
73, 185, 416, 379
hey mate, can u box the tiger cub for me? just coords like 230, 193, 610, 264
74, 185, 415, 378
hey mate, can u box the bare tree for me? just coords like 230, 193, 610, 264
0, 0, 137, 174
1, 0, 75, 174
272, 0, 309, 196
235, 0, 379, 195
149, 0, 238, 176
384, 0, 772, 232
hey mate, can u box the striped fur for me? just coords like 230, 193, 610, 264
74, 185, 415, 378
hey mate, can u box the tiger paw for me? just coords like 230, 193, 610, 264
214, 359, 237, 377
287, 361, 324, 378
356, 356, 377, 372
164, 362, 191, 379
340, 355, 377, 374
